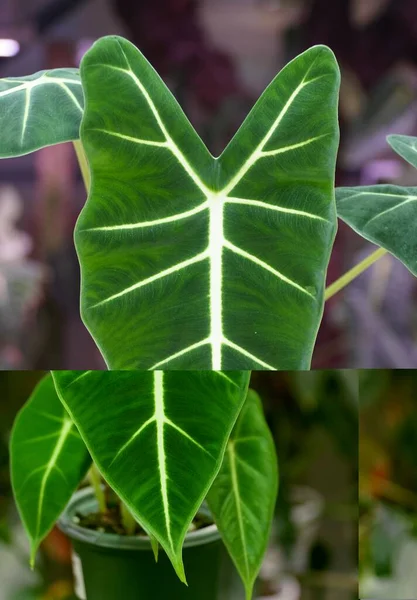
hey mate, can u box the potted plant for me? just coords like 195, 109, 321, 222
1, 35, 413, 370
10, 369, 278, 599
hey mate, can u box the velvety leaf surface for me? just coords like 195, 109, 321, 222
336, 184, 417, 276
76, 35, 340, 370
0, 69, 83, 157
207, 389, 278, 600
52, 370, 250, 581
10, 374, 91, 564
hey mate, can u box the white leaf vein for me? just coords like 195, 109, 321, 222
225, 197, 328, 222
90, 251, 208, 308
223, 239, 313, 297
83, 201, 209, 232
35, 419, 74, 539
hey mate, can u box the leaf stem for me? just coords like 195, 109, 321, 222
88, 463, 106, 514
120, 501, 136, 535
325, 247, 388, 301
73, 140, 90, 191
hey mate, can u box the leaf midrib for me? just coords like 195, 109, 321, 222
228, 441, 250, 578
35, 417, 74, 540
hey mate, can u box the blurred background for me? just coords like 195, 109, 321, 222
359, 370, 417, 599
0, 370, 357, 600
1, 0, 417, 369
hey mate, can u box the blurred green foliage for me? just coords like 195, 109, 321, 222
360, 370, 417, 597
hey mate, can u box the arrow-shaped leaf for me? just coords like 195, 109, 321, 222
52, 370, 250, 581
207, 389, 278, 600
0, 69, 83, 157
10, 374, 91, 564
76, 35, 340, 370
336, 135, 417, 277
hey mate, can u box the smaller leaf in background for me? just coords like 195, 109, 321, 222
207, 389, 278, 600
388, 134, 417, 169
0, 69, 83, 158
10, 374, 91, 565
336, 184, 417, 276
336, 133, 417, 278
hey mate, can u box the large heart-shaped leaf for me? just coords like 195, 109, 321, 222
52, 370, 250, 581
0, 69, 83, 157
10, 374, 91, 565
336, 135, 417, 277
76, 35, 340, 370
207, 389, 278, 600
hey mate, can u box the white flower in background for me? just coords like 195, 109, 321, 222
0, 186, 43, 367
0, 185, 32, 263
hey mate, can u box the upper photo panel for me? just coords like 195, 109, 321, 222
1, 1, 416, 370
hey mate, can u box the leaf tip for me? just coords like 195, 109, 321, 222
173, 555, 187, 586
150, 536, 159, 563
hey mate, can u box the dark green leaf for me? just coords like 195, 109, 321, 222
76, 35, 340, 370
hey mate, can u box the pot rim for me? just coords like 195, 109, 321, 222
58, 487, 221, 550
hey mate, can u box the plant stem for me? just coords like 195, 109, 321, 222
88, 463, 106, 513
73, 140, 90, 191
120, 501, 136, 535
325, 247, 388, 301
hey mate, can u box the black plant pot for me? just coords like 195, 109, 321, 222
58, 488, 245, 600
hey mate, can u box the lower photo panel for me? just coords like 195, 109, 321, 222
0, 370, 358, 600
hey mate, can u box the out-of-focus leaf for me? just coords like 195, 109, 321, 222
0, 70, 83, 157
208, 389, 278, 599
10, 374, 91, 564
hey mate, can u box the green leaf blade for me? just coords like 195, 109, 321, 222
336, 184, 417, 276
10, 374, 91, 563
0, 69, 83, 157
52, 370, 250, 581
208, 389, 278, 600
76, 36, 340, 370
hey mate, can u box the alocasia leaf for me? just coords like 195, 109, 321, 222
52, 370, 250, 581
76, 35, 340, 370
207, 389, 278, 600
10, 374, 91, 565
336, 135, 417, 277
0, 69, 83, 157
